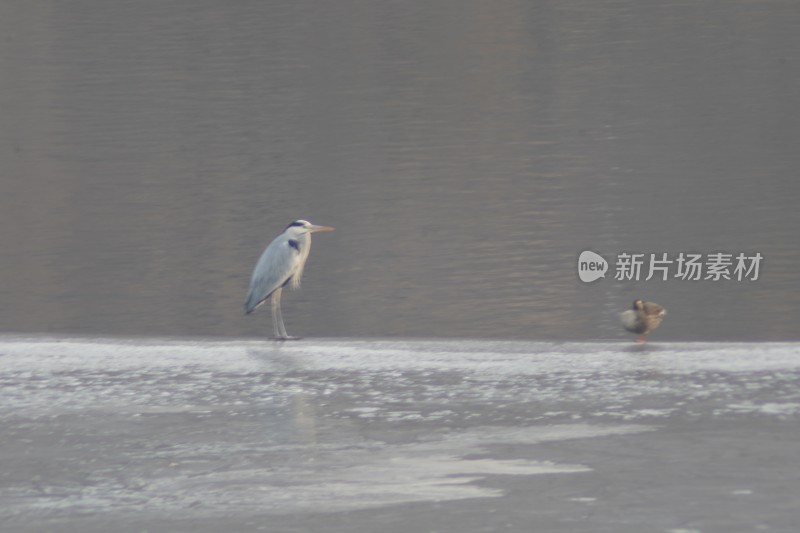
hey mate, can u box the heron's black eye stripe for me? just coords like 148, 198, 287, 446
288, 221, 305, 227
288, 239, 300, 251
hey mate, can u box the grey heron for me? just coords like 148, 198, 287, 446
245, 220, 335, 340
621, 299, 667, 343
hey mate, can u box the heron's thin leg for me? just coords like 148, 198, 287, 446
276, 291, 290, 339
271, 289, 283, 339
274, 288, 296, 339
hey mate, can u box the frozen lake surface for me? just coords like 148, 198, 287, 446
2, 336, 800, 532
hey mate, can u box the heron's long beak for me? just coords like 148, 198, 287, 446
309, 225, 335, 233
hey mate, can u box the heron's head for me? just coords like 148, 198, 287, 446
286, 220, 335, 235
633, 299, 645, 311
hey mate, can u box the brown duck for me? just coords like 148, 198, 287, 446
621, 299, 667, 343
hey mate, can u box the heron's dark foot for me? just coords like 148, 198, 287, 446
272, 335, 303, 341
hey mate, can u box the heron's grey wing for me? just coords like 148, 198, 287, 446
245, 238, 301, 314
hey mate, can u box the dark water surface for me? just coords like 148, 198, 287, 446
1, 1, 799, 340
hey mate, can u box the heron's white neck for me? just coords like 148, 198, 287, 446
289, 232, 312, 289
